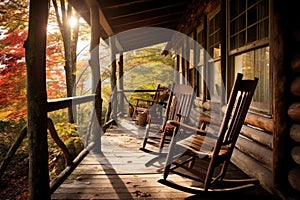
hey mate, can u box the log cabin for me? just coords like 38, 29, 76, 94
25, 0, 299, 199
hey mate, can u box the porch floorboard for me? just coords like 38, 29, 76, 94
51, 117, 275, 199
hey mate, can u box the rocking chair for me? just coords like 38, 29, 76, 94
141, 83, 195, 153
158, 73, 259, 193
131, 84, 170, 121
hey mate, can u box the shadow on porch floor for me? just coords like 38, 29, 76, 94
51, 117, 276, 200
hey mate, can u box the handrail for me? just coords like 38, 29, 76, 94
47, 94, 96, 112
117, 89, 157, 93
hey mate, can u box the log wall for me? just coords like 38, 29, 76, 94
180, 0, 300, 197
288, 34, 300, 194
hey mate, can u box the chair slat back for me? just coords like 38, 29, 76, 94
159, 83, 195, 136
153, 84, 170, 104
165, 84, 195, 123
217, 73, 258, 148
204, 73, 258, 190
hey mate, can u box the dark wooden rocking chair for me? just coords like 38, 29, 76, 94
141, 83, 195, 153
158, 73, 259, 193
131, 84, 170, 121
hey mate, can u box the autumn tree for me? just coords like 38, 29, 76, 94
0, 0, 29, 32
51, 0, 80, 123
0, 0, 29, 122
0, 31, 27, 122
122, 44, 174, 102
0, 4, 65, 122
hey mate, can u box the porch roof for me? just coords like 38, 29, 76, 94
69, 0, 195, 52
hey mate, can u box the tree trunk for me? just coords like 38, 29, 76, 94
52, 0, 79, 123
24, 0, 50, 199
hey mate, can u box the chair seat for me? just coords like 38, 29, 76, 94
177, 133, 229, 158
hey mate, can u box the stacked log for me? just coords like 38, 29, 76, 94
288, 52, 300, 193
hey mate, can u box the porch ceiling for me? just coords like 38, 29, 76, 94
69, 0, 194, 52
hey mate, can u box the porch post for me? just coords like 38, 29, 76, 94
25, 0, 50, 199
87, 0, 102, 152
270, 0, 290, 195
118, 53, 124, 115
109, 37, 118, 123
175, 55, 180, 83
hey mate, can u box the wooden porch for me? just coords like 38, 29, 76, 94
51, 117, 275, 200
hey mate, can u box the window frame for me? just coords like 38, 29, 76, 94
195, 24, 205, 99
228, 0, 272, 116
207, 6, 222, 102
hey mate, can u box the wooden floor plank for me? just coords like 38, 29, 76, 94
52, 118, 275, 199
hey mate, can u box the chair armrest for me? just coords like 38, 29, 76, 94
134, 98, 154, 103
167, 120, 207, 136
199, 116, 222, 127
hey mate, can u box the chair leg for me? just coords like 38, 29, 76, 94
188, 157, 195, 168
142, 123, 151, 149
163, 146, 173, 179
163, 129, 177, 179
158, 130, 167, 153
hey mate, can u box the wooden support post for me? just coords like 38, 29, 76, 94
110, 37, 118, 124
220, 0, 226, 105
175, 55, 180, 83
181, 47, 185, 84
24, 0, 50, 199
118, 53, 124, 115
87, 0, 102, 153
185, 37, 190, 85
270, 0, 291, 195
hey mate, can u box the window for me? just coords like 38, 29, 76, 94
208, 9, 221, 59
229, 0, 269, 50
208, 61, 222, 101
188, 33, 195, 88
207, 7, 222, 102
196, 27, 205, 98
234, 47, 270, 114
229, 0, 270, 115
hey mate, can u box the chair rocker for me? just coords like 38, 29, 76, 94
158, 73, 259, 193
141, 83, 195, 153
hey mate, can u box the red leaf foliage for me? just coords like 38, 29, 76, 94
0, 31, 27, 121
0, 29, 67, 121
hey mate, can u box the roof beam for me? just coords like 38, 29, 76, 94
85, 0, 124, 52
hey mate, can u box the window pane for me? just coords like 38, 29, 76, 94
196, 65, 204, 98
230, 35, 237, 50
231, 18, 238, 34
234, 47, 270, 114
258, 19, 268, 39
208, 61, 222, 101
208, 9, 221, 59
258, 0, 269, 18
247, 6, 257, 26
230, 0, 269, 49
238, 30, 246, 46
247, 0, 257, 7
247, 25, 257, 43
230, 0, 237, 19
239, 13, 246, 30
238, 0, 246, 15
